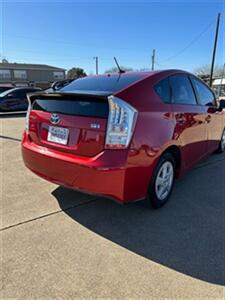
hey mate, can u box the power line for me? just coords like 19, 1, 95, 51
158, 20, 214, 64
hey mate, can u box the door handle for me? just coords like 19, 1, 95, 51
205, 115, 211, 123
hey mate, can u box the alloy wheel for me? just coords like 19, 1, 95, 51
221, 130, 225, 152
155, 161, 174, 201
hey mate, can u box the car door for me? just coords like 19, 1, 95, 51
169, 74, 207, 169
18, 89, 30, 110
2, 90, 21, 111
190, 75, 224, 152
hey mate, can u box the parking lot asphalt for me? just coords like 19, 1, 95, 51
0, 116, 225, 298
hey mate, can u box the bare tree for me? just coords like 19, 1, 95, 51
104, 66, 134, 73
194, 64, 224, 78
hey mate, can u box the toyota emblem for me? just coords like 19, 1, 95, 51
50, 113, 60, 124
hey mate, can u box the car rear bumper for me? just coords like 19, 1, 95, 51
22, 131, 134, 203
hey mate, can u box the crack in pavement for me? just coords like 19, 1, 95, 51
0, 198, 98, 232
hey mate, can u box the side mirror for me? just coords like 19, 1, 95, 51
219, 99, 225, 111
7, 93, 13, 98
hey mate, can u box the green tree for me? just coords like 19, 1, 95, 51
67, 67, 87, 80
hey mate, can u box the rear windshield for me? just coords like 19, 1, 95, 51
32, 99, 108, 118
61, 74, 145, 93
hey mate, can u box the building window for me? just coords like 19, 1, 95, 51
0, 70, 11, 80
53, 71, 64, 80
14, 70, 27, 79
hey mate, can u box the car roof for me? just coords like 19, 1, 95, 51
89, 70, 159, 78
13, 87, 41, 90
6, 87, 41, 92
89, 69, 189, 78
32, 69, 191, 100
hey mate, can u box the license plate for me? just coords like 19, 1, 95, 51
47, 126, 69, 145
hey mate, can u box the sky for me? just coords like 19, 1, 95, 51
0, 0, 224, 74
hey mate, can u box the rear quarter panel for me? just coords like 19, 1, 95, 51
115, 73, 182, 201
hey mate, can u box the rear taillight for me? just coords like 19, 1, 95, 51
105, 96, 137, 149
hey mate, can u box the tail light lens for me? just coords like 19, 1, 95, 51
105, 96, 137, 149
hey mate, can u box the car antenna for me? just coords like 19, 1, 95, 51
114, 57, 125, 74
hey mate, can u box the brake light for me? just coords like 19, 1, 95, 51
105, 96, 137, 149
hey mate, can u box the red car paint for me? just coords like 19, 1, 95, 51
22, 70, 225, 203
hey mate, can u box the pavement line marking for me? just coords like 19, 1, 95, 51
0, 198, 97, 232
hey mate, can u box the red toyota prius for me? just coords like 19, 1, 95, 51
22, 70, 225, 208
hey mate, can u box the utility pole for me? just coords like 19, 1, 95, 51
209, 13, 221, 87
151, 49, 156, 71
93, 56, 98, 75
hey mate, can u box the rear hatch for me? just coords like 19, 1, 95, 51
28, 93, 109, 157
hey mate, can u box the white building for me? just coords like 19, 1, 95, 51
212, 78, 225, 98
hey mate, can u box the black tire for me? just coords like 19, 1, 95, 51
217, 128, 225, 153
147, 153, 176, 209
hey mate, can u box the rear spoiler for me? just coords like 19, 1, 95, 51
25, 91, 111, 130
26, 91, 111, 108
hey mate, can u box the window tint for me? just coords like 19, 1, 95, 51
154, 78, 171, 103
32, 99, 109, 118
18, 89, 38, 98
191, 77, 215, 106
169, 75, 197, 105
61, 74, 145, 93
9, 90, 21, 98
19, 90, 27, 98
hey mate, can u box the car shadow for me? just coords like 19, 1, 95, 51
52, 157, 225, 285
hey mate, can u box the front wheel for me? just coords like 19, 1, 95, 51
147, 153, 176, 209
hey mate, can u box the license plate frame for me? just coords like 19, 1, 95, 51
47, 126, 69, 145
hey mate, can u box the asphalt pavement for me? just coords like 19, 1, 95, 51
0, 116, 224, 298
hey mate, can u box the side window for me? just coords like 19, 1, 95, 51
191, 77, 215, 106
20, 90, 31, 98
154, 77, 171, 103
169, 74, 197, 105
8, 90, 20, 98
18, 90, 26, 98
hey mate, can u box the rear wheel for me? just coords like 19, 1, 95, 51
147, 153, 176, 209
217, 128, 225, 153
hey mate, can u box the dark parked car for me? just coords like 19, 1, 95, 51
0, 87, 41, 112
22, 70, 225, 208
